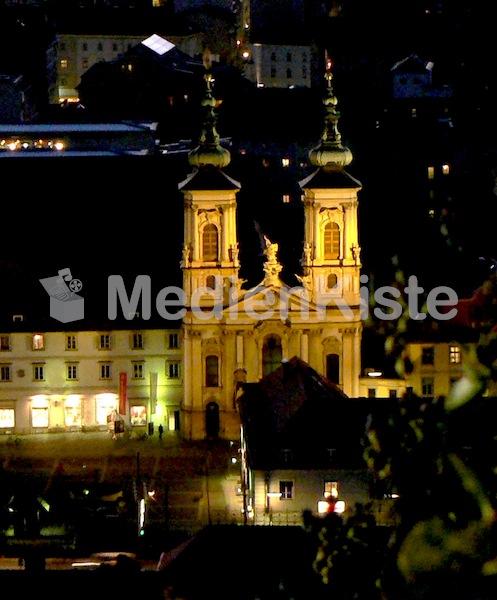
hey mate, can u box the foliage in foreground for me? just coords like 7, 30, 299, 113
302, 270, 497, 600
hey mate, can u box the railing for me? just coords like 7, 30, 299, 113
254, 511, 303, 527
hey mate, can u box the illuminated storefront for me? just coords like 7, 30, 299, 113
130, 405, 147, 427
31, 395, 49, 428
64, 395, 82, 428
0, 406, 15, 430
95, 393, 118, 426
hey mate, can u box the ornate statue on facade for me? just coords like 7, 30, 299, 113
262, 235, 283, 285
180, 244, 191, 268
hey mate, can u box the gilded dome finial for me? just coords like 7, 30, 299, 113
188, 64, 231, 170
308, 56, 353, 170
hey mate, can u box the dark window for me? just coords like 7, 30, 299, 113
326, 353, 339, 384
262, 335, 282, 376
327, 274, 338, 289
422, 377, 434, 396
422, 346, 434, 365
279, 481, 293, 499
206, 355, 219, 387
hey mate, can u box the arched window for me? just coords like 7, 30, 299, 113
326, 353, 340, 385
205, 355, 219, 387
202, 224, 218, 262
262, 335, 282, 377
324, 222, 340, 259
206, 275, 216, 289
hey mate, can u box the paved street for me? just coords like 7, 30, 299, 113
0, 430, 244, 564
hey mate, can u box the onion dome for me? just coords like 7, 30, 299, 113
188, 73, 231, 170
308, 68, 353, 170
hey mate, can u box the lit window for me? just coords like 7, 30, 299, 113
33, 365, 45, 381
449, 345, 461, 364
282, 194, 290, 203
130, 405, 147, 427
0, 408, 15, 428
60, 59, 68, 69
66, 335, 77, 350
324, 222, 340, 259
427, 166, 435, 180
282, 157, 290, 167
324, 481, 338, 499
0, 364, 11, 381
411, 107, 417, 118
66, 364, 78, 380
279, 480, 294, 499
0, 335, 10, 351
202, 224, 218, 261
64, 396, 82, 427
442, 164, 450, 175
33, 334, 45, 350
132, 362, 144, 379
100, 363, 112, 379
31, 399, 48, 428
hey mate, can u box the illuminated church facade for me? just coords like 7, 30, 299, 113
178, 69, 363, 440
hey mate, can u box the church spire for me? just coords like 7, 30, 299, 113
188, 71, 231, 170
308, 58, 353, 170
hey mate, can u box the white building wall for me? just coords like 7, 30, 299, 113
251, 468, 370, 525
244, 43, 311, 89
0, 328, 182, 436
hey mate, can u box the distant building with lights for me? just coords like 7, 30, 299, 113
46, 32, 206, 106
242, 43, 312, 89
0, 121, 158, 156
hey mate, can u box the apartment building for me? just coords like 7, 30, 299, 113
0, 326, 182, 436
46, 32, 205, 105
